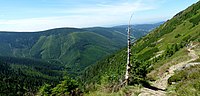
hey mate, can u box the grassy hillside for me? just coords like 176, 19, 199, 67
168, 64, 200, 96
82, 1, 200, 95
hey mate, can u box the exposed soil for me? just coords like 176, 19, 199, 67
138, 46, 199, 96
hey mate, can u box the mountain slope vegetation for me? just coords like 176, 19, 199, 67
0, 24, 162, 95
0, 28, 126, 73
0, 24, 161, 73
82, 1, 200, 95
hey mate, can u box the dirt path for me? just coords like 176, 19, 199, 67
139, 47, 199, 96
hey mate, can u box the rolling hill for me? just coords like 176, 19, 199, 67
0, 28, 126, 73
0, 23, 161, 73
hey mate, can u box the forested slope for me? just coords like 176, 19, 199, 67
0, 57, 64, 95
0, 24, 161, 73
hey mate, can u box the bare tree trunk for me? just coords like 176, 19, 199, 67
124, 13, 133, 85
125, 26, 132, 85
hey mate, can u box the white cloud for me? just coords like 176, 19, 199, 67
0, 0, 159, 32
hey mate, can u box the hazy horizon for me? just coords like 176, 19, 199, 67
0, 21, 164, 32
0, 0, 198, 31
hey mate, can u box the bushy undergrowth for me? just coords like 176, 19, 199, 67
168, 65, 200, 96
37, 76, 81, 96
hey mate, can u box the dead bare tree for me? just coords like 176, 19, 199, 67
124, 13, 134, 85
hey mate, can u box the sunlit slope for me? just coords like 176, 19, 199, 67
82, 1, 200, 86
0, 28, 127, 72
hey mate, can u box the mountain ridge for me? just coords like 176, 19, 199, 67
0, 23, 162, 73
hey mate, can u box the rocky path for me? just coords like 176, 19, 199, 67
139, 47, 199, 96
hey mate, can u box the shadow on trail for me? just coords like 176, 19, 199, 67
140, 81, 166, 91
143, 84, 166, 91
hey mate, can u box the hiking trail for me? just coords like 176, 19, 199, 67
138, 45, 199, 96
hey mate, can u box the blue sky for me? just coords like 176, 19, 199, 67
0, 0, 198, 31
